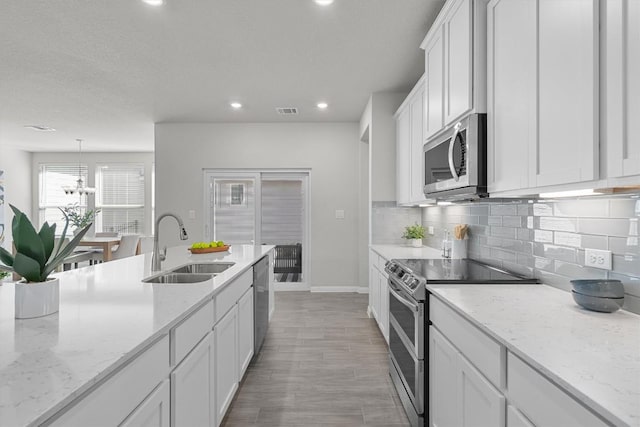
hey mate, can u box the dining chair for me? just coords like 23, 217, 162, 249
110, 235, 141, 261
139, 236, 154, 254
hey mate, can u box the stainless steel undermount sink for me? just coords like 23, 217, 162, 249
142, 273, 214, 284
171, 262, 236, 274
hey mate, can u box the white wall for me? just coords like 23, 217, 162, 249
31, 152, 155, 234
370, 92, 407, 202
0, 147, 32, 249
155, 122, 363, 290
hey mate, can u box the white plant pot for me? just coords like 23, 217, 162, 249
14, 278, 60, 319
409, 238, 422, 248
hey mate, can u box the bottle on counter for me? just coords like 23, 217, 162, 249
442, 230, 452, 259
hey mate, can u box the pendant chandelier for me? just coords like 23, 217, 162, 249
62, 139, 96, 195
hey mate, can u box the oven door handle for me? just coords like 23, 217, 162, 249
388, 283, 419, 313
448, 122, 462, 182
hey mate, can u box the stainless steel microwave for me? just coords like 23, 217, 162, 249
423, 113, 487, 200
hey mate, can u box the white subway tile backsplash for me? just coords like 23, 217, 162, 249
422, 195, 640, 314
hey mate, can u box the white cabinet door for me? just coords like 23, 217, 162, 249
487, 0, 536, 193
604, 0, 640, 179
396, 107, 412, 205
237, 287, 254, 379
533, 0, 598, 187
430, 326, 505, 427
378, 272, 389, 343
120, 380, 170, 427
425, 28, 445, 140
444, 0, 473, 124
410, 85, 426, 203
430, 327, 460, 427
171, 332, 215, 427
214, 305, 238, 425
458, 354, 505, 427
369, 257, 379, 320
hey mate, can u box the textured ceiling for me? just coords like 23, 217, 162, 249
0, 0, 444, 152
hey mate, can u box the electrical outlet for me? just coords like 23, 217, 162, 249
188, 210, 196, 220
428, 226, 435, 235
584, 249, 612, 270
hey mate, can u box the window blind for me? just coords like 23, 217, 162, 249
96, 164, 145, 234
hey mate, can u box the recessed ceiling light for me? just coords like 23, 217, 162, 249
142, 0, 164, 5
317, 102, 328, 109
314, 0, 334, 5
24, 125, 56, 132
230, 102, 242, 109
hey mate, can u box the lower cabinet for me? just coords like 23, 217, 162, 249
121, 380, 171, 427
430, 327, 505, 427
171, 332, 215, 427
369, 250, 389, 343
214, 304, 239, 425
237, 287, 254, 379
430, 295, 611, 427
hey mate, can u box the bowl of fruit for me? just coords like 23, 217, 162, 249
189, 241, 230, 254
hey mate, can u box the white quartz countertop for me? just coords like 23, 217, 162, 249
427, 284, 640, 427
0, 244, 273, 427
370, 244, 443, 261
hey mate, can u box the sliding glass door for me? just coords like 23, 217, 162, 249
204, 170, 309, 289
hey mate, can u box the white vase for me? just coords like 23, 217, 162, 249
409, 238, 422, 248
14, 278, 60, 319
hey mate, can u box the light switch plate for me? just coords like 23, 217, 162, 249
584, 249, 612, 270
428, 226, 435, 235
188, 210, 196, 220
335, 210, 345, 219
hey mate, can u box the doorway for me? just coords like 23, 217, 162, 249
204, 170, 310, 290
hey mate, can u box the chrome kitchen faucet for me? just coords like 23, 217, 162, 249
152, 213, 189, 271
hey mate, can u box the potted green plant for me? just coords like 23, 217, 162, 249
0, 205, 91, 319
402, 223, 426, 248
60, 204, 99, 235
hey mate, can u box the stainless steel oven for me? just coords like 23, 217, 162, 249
386, 263, 427, 427
423, 113, 487, 200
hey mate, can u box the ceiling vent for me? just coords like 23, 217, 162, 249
276, 107, 299, 115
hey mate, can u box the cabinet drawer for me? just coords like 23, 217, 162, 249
171, 299, 214, 366
430, 296, 504, 389
48, 335, 170, 427
507, 352, 608, 427
215, 267, 253, 323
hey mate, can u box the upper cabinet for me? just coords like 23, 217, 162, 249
421, 0, 488, 142
487, 0, 600, 194
603, 0, 640, 181
395, 76, 432, 206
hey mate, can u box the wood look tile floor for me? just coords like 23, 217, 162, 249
221, 292, 410, 427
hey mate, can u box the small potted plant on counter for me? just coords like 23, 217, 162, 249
0, 205, 91, 318
402, 223, 426, 248
60, 204, 99, 236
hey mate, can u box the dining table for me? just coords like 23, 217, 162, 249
76, 237, 123, 262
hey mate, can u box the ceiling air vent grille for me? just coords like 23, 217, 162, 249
276, 107, 299, 115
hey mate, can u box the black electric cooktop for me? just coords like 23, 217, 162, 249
393, 258, 538, 284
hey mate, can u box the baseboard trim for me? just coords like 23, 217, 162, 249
274, 283, 310, 292
310, 286, 369, 293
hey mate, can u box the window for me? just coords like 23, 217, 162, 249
39, 164, 88, 231
95, 164, 144, 234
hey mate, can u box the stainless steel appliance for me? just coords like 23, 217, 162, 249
253, 256, 269, 358
423, 113, 487, 200
384, 258, 538, 427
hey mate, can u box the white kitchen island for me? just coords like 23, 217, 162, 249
0, 244, 274, 427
